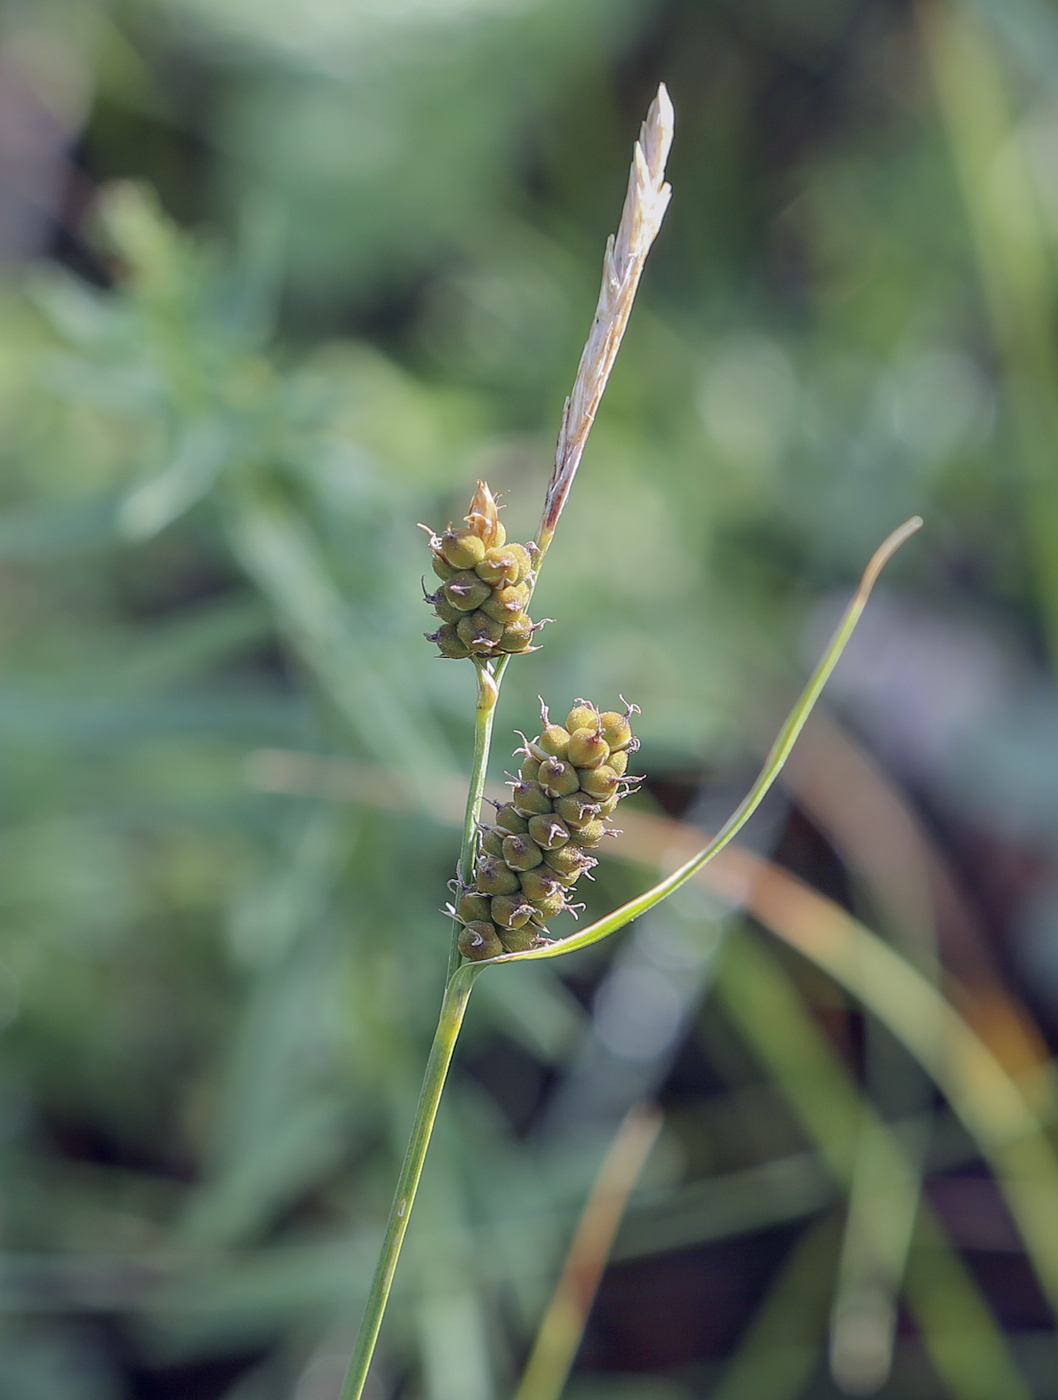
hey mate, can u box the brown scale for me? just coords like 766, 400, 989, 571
422, 482, 548, 660
450, 699, 642, 960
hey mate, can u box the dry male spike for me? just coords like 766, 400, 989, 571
423, 481, 543, 661
453, 698, 639, 959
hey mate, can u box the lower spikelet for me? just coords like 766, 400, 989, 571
452, 699, 641, 960
421, 481, 546, 660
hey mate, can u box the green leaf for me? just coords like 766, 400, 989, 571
473, 516, 923, 972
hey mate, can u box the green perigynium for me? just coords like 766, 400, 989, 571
452, 699, 640, 959
423, 481, 544, 659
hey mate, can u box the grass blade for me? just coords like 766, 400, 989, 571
717, 928, 1033, 1399
483, 516, 922, 968
512, 1104, 662, 1400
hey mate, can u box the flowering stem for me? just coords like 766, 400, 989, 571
339, 964, 484, 1400
447, 657, 508, 977
344, 652, 508, 1397
342, 84, 675, 1398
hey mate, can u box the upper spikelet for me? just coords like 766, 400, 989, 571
422, 482, 544, 660
452, 699, 641, 960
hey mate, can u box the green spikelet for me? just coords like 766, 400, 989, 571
553, 792, 601, 828
490, 894, 535, 930
538, 757, 580, 799
453, 698, 639, 960
519, 755, 542, 782
527, 813, 569, 850
498, 925, 536, 953
494, 802, 530, 835
423, 482, 543, 661
497, 616, 535, 653
501, 833, 544, 871
476, 857, 521, 896
426, 624, 471, 659
459, 922, 503, 960
479, 827, 506, 858
543, 845, 596, 882
457, 891, 493, 925
510, 780, 552, 817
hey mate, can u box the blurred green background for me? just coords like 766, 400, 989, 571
2, 0, 1058, 1396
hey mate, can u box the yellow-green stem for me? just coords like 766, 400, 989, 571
339, 965, 483, 1400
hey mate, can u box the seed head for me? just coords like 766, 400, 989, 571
599, 707, 637, 751
424, 482, 544, 659
539, 727, 571, 762
455, 700, 638, 961
429, 591, 462, 625
497, 618, 535, 652
505, 543, 534, 584
480, 583, 529, 623
490, 894, 535, 930
530, 889, 567, 920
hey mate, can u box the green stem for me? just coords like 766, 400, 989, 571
447, 657, 508, 977
339, 965, 483, 1400
343, 656, 511, 1393
346, 536, 535, 1387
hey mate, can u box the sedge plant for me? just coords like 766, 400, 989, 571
338, 84, 921, 1400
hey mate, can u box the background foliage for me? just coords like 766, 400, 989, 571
0, 0, 1057, 1396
